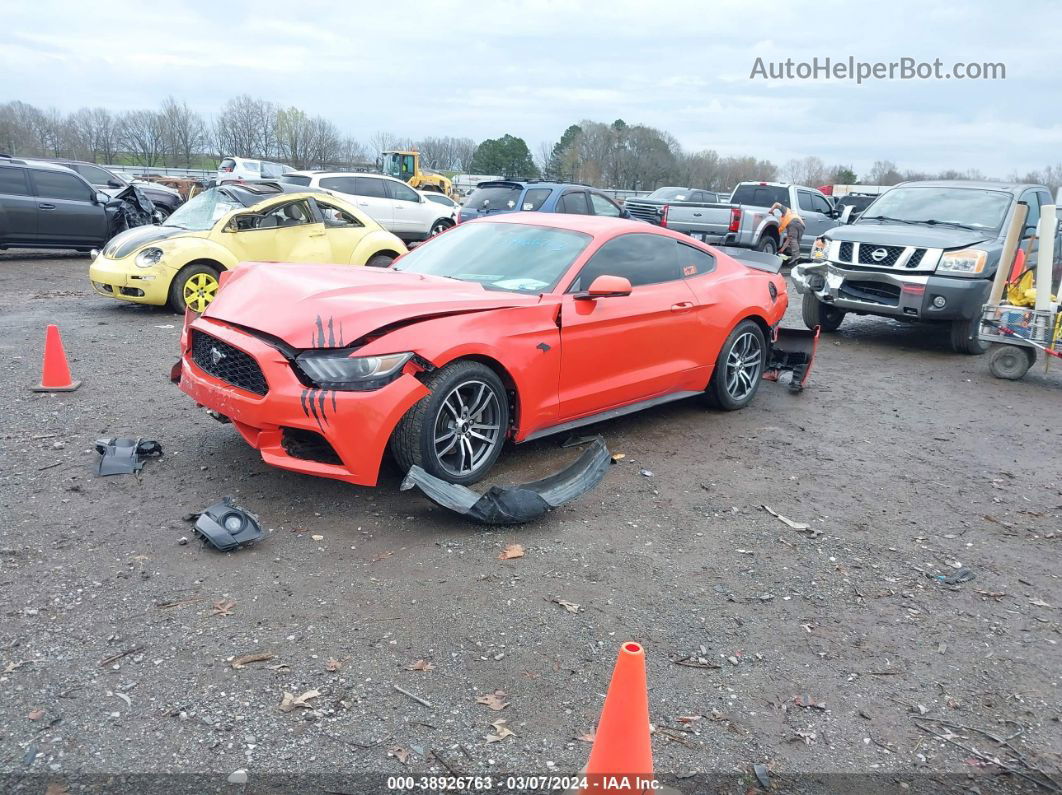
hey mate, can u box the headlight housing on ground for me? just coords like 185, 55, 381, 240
937, 248, 987, 276
135, 247, 164, 268
295, 351, 413, 391
811, 238, 828, 260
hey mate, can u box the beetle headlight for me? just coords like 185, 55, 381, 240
295, 351, 413, 391
937, 248, 988, 276
135, 247, 164, 268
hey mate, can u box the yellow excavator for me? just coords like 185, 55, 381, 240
380, 151, 454, 198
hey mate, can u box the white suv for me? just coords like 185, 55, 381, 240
217, 156, 294, 184
281, 171, 455, 243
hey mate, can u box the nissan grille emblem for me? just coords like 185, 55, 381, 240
871, 247, 889, 262
210, 346, 226, 366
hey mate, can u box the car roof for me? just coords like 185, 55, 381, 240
473, 180, 597, 191
465, 211, 687, 238
893, 179, 1040, 194
1, 156, 95, 177
288, 170, 407, 183
217, 182, 328, 206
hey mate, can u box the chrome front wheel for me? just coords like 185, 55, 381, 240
724, 330, 763, 401
434, 379, 502, 478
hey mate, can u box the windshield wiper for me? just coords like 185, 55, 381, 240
860, 215, 921, 224
918, 219, 982, 230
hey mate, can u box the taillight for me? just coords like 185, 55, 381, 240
660, 204, 669, 228
729, 208, 741, 233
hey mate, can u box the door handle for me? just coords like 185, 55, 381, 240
39, 203, 56, 210
693, 212, 702, 217
671, 301, 694, 312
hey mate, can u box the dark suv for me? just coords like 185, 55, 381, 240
1, 155, 117, 252
457, 181, 631, 223
43, 159, 183, 222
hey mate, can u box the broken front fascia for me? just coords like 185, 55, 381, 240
400, 436, 611, 524
94, 437, 163, 476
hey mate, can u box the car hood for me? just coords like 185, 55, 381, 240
827, 222, 993, 249
101, 224, 189, 258
205, 263, 542, 349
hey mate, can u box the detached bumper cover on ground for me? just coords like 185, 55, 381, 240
401, 436, 611, 524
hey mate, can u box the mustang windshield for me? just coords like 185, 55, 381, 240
394, 222, 591, 293
163, 188, 242, 231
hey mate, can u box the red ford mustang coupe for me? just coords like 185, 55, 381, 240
174, 214, 791, 486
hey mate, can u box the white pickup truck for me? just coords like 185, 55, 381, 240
625, 181, 839, 257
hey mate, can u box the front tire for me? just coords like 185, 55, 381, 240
390, 360, 509, 485
987, 343, 1035, 379
705, 320, 766, 411
950, 314, 988, 355
366, 252, 397, 268
168, 263, 220, 313
801, 292, 845, 332
429, 219, 452, 237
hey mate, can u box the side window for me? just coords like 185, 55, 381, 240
676, 242, 716, 277
797, 191, 815, 212
521, 188, 552, 211
811, 194, 833, 215
353, 177, 388, 198
0, 167, 30, 196
31, 170, 93, 201
387, 181, 420, 203
244, 161, 261, 174
1020, 190, 1041, 233
569, 234, 682, 291
238, 200, 314, 230
314, 200, 363, 228
557, 191, 589, 215
260, 161, 280, 178
589, 193, 622, 217
319, 176, 358, 195
72, 164, 119, 186
689, 191, 706, 202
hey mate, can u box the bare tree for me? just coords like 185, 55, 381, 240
866, 160, 903, 185
118, 110, 166, 167
160, 97, 205, 167
213, 95, 278, 160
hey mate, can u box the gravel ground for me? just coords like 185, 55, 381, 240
1, 251, 1060, 794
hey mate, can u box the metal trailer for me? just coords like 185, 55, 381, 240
979, 202, 1061, 380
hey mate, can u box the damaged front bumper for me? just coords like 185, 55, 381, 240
791, 261, 987, 321
175, 317, 429, 487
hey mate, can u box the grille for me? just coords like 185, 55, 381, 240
839, 241, 853, 262
622, 201, 663, 224
857, 244, 904, 267
838, 280, 901, 306
281, 428, 342, 465
191, 331, 268, 395
906, 249, 926, 268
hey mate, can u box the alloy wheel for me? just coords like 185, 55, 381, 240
183, 272, 219, 312
433, 379, 502, 477
724, 331, 763, 400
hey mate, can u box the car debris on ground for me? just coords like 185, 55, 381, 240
191, 497, 264, 551
400, 436, 611, 524
94, 437, 162, 476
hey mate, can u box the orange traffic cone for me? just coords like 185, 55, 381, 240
581, 642, 654, 793
31, 324, 81, 392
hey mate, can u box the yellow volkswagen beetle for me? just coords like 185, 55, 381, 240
89, 183, 407, 312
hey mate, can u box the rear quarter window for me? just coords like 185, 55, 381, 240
676, 242, 716, 276
281, 175, 312, 186
521, 188, 552, 211
0, 167, 30, 196
731, 184, 789, 208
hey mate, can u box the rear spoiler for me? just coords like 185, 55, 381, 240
717, 246, 783, 274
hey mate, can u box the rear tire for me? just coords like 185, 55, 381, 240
705, 320, 766, 411
390, 360, 509, 485
756, 236, 778, 255
366, 252, 397, 268
987, 343, 1035, 379
950, 314, 988, 355
801, 292, 845, 332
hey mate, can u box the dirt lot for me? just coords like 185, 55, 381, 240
1, 251, 1060, 794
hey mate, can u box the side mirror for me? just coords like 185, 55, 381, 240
94, 191, 110, 205
107, 179, 123, 188
620, 208, 631, 219
576, 274, 633, 300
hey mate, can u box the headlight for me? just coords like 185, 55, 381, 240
937, 248, 988, 276
295, 351, 413, 391
135, 247, 164, 268
811, 238, 828, 260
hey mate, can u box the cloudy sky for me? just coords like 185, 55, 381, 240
3, 0, 1059, 178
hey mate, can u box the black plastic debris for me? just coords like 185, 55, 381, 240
94, 437, 163, 476
193, 497, 264, 551
400, 436, 611, 525
930, 567, 975, 586
764, 327, 820, 393
107, 185, 156, 235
